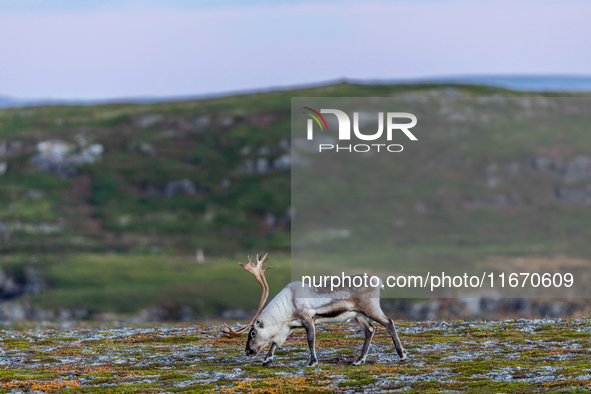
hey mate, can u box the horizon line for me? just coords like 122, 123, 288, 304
2, 73, 591, 109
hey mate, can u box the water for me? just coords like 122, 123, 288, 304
411, 75, 591, 92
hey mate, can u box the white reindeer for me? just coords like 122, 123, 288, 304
221, 254, 407, 366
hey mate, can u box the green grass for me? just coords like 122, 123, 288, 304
1, 82, 588, 256
2, 82, 591, 312
22, 253, 291, 315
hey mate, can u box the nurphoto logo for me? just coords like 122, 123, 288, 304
302, 107, 418, 153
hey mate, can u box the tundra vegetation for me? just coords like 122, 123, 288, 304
1, 319, 591, 392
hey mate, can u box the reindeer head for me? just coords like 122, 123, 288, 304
220, 253, 274, 356
245, 317, 272, 356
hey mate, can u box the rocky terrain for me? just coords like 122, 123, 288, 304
1, 318, 591, 393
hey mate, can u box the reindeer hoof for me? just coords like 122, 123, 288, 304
397, 349, 408, 361
262, 359, 273, 366
352, 359, 366, 366
308, 360, 318, 367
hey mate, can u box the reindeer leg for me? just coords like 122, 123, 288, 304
365, 310, 407, 361
302, 320, 318, 367
262, 342, 278, 366
353, 316, 375, 366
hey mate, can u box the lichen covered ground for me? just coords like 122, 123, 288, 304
1, 319, 591, 393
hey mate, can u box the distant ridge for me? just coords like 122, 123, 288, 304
2, 75, 591, 109
0, 96, 19, 107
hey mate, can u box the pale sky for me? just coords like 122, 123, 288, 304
0, 0, 590, 100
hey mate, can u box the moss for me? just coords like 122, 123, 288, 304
339, 377, 375, 386
159, 373, 194, 381
1, 320, 591, 392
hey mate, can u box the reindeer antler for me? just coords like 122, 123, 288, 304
220, 253, 274, 338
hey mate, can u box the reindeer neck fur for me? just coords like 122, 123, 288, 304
258, 283, 297, 346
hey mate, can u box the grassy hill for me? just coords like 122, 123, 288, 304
1, 82, 590, 317
2, 82, 574, 255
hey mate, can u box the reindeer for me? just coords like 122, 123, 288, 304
220, 254, 407, 367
